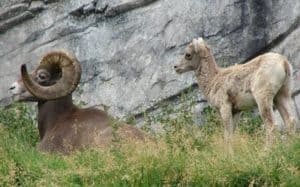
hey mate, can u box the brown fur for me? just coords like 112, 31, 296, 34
175, 38, 298, 150
10, 52, 147, 154
36, 95, 146, 154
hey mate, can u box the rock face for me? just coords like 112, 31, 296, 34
0, 0, 300, 122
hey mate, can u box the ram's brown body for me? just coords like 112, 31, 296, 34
10, 51, 145, 154
36, 95, 144, 154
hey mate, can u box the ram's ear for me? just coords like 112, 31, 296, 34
192, 37, 204, 53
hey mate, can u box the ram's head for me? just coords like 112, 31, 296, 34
10, 51, 81, 101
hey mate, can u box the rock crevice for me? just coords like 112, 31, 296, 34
70, 0, 158, 18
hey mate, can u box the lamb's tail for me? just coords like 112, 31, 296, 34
283, 60, 293, 89
283, 59, 292, 77
280, 59, 293, 97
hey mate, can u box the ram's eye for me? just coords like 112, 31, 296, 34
39, 73, 47, 80
185, 53, 192, 59
36, 70, 50, 84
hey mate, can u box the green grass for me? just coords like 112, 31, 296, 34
0, 102, 299, 186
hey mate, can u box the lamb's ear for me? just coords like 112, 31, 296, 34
197, 37, 204, 42
192, 38, 204, 53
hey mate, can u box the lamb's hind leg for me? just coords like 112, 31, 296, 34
254, 94, 277, 149
274, 87, 297, 135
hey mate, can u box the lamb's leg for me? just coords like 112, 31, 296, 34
220, 104, 234, 154
255, 96, 276, 149
275, 95, 297, 135
233, 112, 241, 132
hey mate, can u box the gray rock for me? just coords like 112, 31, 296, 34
104, 0, 158, 17
0, 0, 25, 9
0, 3, 28, 21
294, 95, 300, 120
29, 1, 46, 13
0, 0, 300, 125
0, 11, 35, 34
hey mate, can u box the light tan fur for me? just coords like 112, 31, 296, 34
174, 38, 298, 150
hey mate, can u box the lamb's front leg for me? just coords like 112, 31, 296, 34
219, 103, 234, 154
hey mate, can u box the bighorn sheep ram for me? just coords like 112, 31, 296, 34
174, 37, 298, 149
9, 51, 145, 154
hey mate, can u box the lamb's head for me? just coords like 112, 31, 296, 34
9, 51, 81, 102
174, 37, 210, 74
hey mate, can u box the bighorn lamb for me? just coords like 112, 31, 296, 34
174, 37, 298, 148
9, 51, 145, 154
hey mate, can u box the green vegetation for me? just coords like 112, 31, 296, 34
0, 100, 299, 186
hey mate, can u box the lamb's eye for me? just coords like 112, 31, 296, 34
185, 53, 192, 59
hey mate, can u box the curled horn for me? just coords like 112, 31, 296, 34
21, 51, 81, 100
